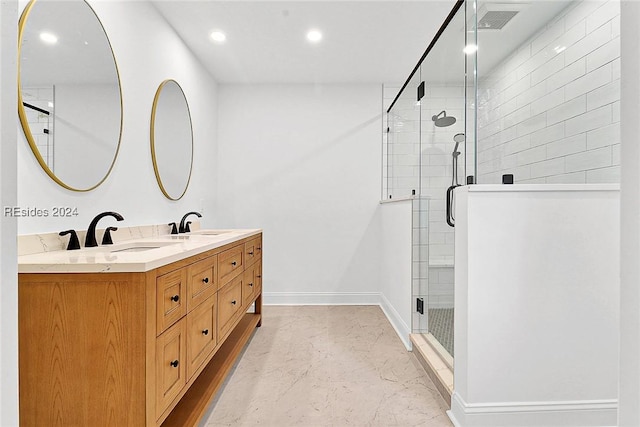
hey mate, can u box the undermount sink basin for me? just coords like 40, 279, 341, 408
109, 241, 178, 253
189, 229, 233, 236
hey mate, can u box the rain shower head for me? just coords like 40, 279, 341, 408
432, 110, 456, 127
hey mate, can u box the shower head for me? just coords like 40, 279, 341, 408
453, 132, 465, 152
432, 110, 456, 127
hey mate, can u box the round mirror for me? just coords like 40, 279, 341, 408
18, 0, 123, 191
150, 80, 193, 201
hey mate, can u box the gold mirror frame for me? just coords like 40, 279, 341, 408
17, 0, 123, 192
150, 79, 194, 201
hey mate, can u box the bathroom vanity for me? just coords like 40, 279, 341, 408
18, 229, 262, 427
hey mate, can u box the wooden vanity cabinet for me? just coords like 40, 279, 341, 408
18, 233, 263, 427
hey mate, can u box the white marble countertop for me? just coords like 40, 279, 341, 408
18, 229, 262, 273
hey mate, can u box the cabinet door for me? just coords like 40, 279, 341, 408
217, 275, 243, 340
256, 260, 263, 295
156, 319, 187, 419
218, 245, 243, 286
156, 269, 188, 335
255, 236, 262, 259
244, 239, 257, 268
242, 265, 256, 307
186, 294, 217, 380
187, 256, 217, 311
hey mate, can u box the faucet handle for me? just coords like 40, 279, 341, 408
59, 230, 81, 250
102, 227, 118, 245
168, 222, 178, 235
185, 221, 192, 233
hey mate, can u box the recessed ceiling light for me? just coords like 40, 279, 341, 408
463, 44, 478, 55
210, 31, 226, 43
39, 32, 58, 45
306, 29, 322, 43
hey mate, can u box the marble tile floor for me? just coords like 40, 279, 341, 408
202, 305, 452, 427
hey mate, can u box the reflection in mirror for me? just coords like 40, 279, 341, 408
151, 80, 193, 201
18, 0, 123, 191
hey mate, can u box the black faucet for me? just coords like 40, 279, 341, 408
168, 222, 178, 235
102, 226, 118, 245
59, 230, 81, 250
85, 211, 124, 247
179, 211, 202, 233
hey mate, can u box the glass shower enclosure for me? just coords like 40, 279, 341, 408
384, 0, 471, 359
385, 0, 620, 363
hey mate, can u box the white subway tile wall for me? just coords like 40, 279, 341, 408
412, 198, 429, 333
428, 266, 454, 309
477, 0, 620, 184
384, 82, 463, 272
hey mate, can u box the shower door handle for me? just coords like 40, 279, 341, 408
446, 185, 460, 228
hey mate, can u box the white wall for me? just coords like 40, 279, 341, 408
1, 0, 18, 424
216, 84, 382, 304
17, 1, 219, 235
379, 200, 413, 348
451, 185, 619, 427
619, 1, 640, 425
477, 0, 620, 185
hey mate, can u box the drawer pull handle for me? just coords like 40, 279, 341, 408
231, 300, 237, 305
202, 329, 209, 336
170, 360, 179, 368
248, 251, 254, 255
231, 261, 237, 266
202, 277, 209, 284
171, 295, 180, 302
257, 247, 262, 250
249, 283, 253, 287
257, 275, 262, 278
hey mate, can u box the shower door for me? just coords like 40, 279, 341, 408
416, 1, 469, 359
386, 0, 476, 361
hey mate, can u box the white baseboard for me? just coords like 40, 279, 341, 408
450, 392, 617, 427
263, 292, 411, 350
263, 292, 380, 306
379, 293, 411, 350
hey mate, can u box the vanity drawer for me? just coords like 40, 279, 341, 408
187, 256, 217, 311
217, 275, 243, 340
186, 293, 217, 380
244, 238, 259, 267
156, 319, 187, 419
156, 269, 188, 335
242, 265, 257, 307
218, 245, 243, 286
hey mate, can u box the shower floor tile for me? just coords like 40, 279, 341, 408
428, 308, 454, 357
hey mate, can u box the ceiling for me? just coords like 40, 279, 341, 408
151, 1, 457, 84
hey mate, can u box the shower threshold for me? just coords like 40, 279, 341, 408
411, 333, 453, 407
